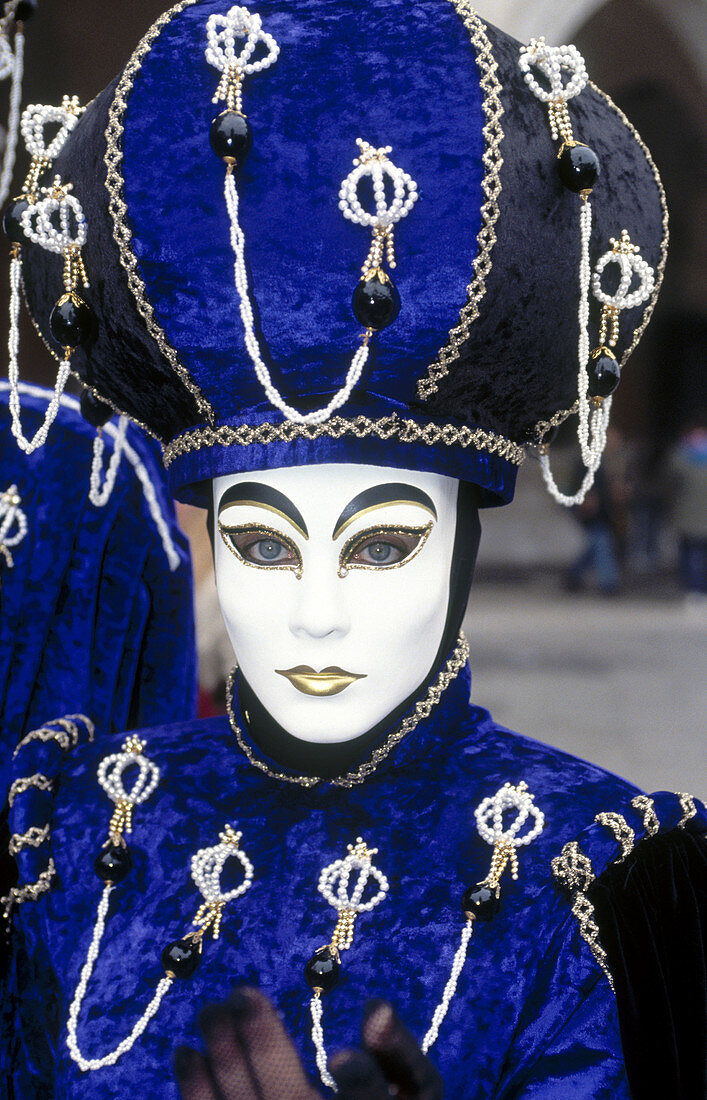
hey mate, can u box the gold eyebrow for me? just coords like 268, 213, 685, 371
333, 499, 437, 541
218, 499, 308, 541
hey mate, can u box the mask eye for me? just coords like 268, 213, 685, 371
218, 522, 302, 577
339, 523, 432, 576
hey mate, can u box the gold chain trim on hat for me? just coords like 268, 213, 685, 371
226, 632, 470, 788
416, 2, 503, 402
104, 0, 215, 425
551, 840, 614, 990
163, 414, 525, 468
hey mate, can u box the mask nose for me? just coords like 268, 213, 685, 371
288, 554, 350, 641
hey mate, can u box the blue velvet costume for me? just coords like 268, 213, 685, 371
6, 653, 704, 1099
5, 2, 701, 1097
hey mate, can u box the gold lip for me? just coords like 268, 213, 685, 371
275, 666, 367, 697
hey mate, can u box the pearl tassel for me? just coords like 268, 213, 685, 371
223, 170, 371, 425
0, 21, 23, 210
88, 414, 128, 508
310, 996, 337, 1091
420, 918, 474, 1053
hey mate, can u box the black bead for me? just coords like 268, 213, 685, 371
352, 272, 401, 330
587, 347, 620, 398
462, 883, 500, 921
3, 197, 29, 244
14, 1, 37, 22
162, 937, 202, 980
94, 840, 132, 884
556, 142, 600, 194
304, 946, 341, 994
210, 110, 252, 164
80, 390, 113, 428
49, 292, 95, 348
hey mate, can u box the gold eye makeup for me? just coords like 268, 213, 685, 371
218, 521, 303, 578
338, 522, 433, 577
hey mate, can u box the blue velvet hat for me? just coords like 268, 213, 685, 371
18, 0, 667, 506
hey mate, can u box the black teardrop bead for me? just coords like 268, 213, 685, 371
3, 196, 29, 244
80, 390, 113, 428
587, 347, 620, 398
94, 840, 132, 884
162, 937, 202, 980
462, 883, 500, 921
304, 946, 341, 994
352, 272, 401, 330
556, 142, 600, 194
210, 110, 252, 164
49, 292, 95, 348
14, 1, 37, 22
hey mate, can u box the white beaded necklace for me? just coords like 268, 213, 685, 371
306, 782, 545, 1092
0, 7, 25, 212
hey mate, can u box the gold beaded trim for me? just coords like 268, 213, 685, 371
595, 811, 635, 863
226, 632, 470, 788
7, 773, 53, 807
630, 794, 660, 837
163, 414, 525, 468
1, 860, 56, 921
13, 714, 95, 758
676, 792, 697, 829
551, 840, 614, 990
8, 824, 50, 857
416, 2, 503, 401
104, 0, 214, 424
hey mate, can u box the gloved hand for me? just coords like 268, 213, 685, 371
174, 986, 443, 1100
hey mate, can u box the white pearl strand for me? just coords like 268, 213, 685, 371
518, 38, 587, 141
223, 171, 371, 424
0, 21, 24, 210
338, 139, 418, 236
0, 483, 27, 565
592, 231, 655, 312
7, 250, 71, 453
20, 96, 83, 163
1, 379, 182, 571
318, 838, 389, 918
66, 883, 174, 1072
88, 414, 128, 508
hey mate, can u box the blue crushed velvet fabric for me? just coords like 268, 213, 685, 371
5, 654, 702, 1099
0, 386, 198, 797
19, 0, 665, 506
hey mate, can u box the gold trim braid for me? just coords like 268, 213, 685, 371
226, 632, 470, 788
417, 3, 503, 401
2, 860, 56, 921
551, 840, 614, 990
13, 714, 95, 758
163, 414, 525, 468
104, 0, 214, 424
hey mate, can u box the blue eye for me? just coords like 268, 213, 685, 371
218, 522, 302, 576
252, 538, 288, 562
340, 524, 433, 572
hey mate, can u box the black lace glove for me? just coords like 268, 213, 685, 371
174, 986, 443, 1100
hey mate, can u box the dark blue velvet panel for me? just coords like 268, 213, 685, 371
0, 387, 198, 797
122, 0, 485, 418
6, 656, 699, 1098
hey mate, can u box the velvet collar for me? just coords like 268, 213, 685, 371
226, 633, 471, 788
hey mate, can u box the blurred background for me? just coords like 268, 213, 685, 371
1, 0, 704, 792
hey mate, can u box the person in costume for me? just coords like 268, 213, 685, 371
2, 3, 705, 1098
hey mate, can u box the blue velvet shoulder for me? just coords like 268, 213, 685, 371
7, 694, 698, 1099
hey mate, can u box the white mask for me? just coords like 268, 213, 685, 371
213, 463, 459, 743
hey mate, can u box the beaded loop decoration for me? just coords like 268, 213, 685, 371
519, 38, 614, 508
205, 8, 418, 426
0, 482, 27, 570
307, 786, 544, 1091
67, 737, 254, 1071
306, 838, 389, 1090
4, 96, 91, 455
